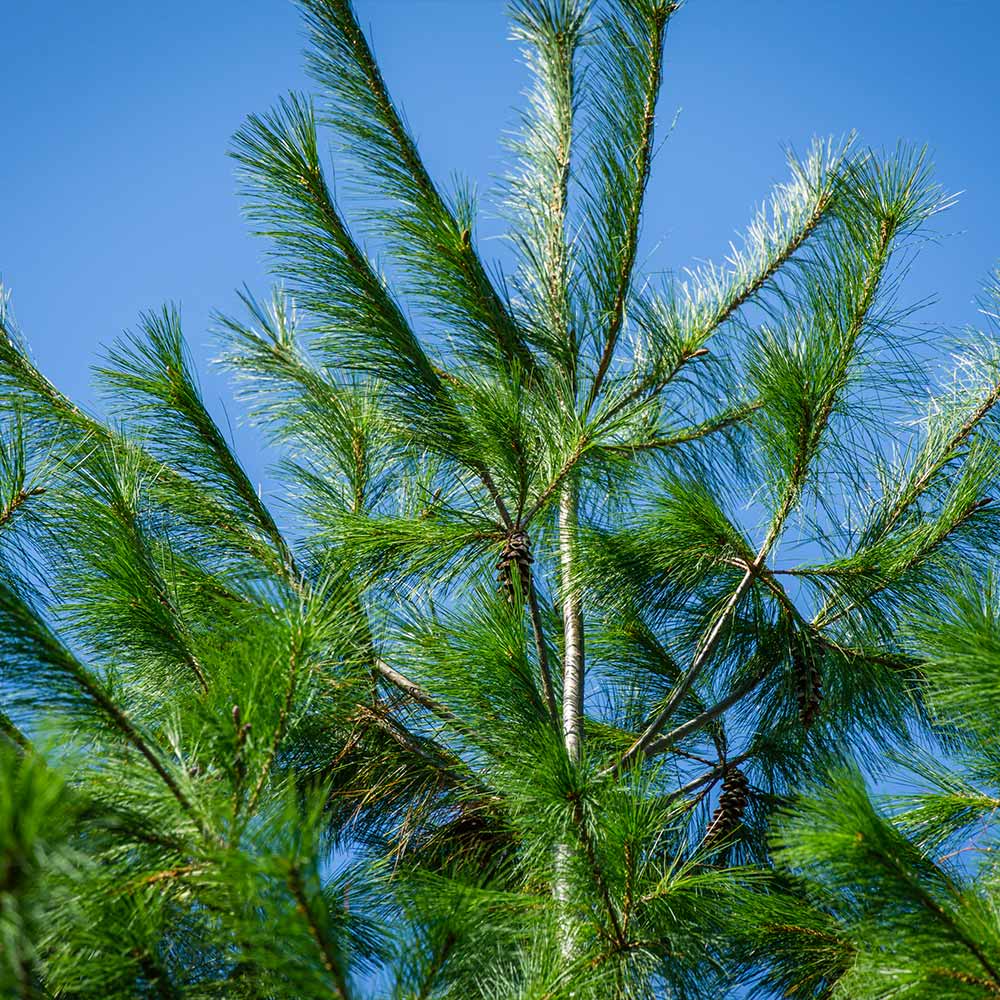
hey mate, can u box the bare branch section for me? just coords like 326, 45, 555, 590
646, 669, 771, 757
374, 658, 459, 726
604, 535, 770, 777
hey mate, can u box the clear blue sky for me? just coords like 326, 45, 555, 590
3, 0, 1000, 487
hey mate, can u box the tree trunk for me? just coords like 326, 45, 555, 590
560, 483, 584, 760
555, 480, 584, 958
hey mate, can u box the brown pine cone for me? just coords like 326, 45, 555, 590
496, 530, 533, 602
793, 645, 823, 729
704, 767, 749, 845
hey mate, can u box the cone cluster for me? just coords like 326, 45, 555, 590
704, 767, 749, 845
496, 530, 532, 602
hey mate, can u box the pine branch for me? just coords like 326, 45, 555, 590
590, 138, 855, 422
870, 844, 1000, 986
0, 708, 29, 751
231, 95, 449, 416
812, 364, 1000, 630
505, 0, 586, 373
0, 573, 211, 837
374, 658, 460, 728
615, 177, 915, 765
586, 1, 677, 407
602, 400, 762, 454
300, 0, 537, 377
99, 306, 297, 576
605, 213, 894, 775
245, 636, 302, 816
0, 317, 288, 576
674, 142, 844, 343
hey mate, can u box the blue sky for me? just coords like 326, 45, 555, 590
3, 0, 1000, 487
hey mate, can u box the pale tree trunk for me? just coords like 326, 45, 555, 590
555, 480, 584, 958
560, 483, 584, 759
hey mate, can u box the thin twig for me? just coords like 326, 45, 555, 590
646, 670, 771, 756
526, 570, 558, 721
603, 401, 762, 454
374, 659, 458, 726
0, 486, 45, 528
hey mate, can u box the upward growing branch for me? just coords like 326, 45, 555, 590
506, 0, 585, 377
301, 0, 537, 377
587, 3, 674, 408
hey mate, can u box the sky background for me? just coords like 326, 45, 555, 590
3, 0, 1000, 487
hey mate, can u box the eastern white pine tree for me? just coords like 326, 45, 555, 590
2, 2, 999, 997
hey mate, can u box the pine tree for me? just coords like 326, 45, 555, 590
2, 2, 999, 997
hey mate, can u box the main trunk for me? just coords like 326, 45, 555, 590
555, 481, 584, 957
560, 482, 584, 759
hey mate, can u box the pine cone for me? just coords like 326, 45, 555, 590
704, 767, 749, 845
496, 530, 533, 602
793, 645, 823, 729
